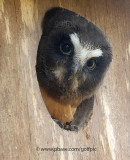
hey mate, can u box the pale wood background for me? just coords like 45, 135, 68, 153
0, 0, 130, 160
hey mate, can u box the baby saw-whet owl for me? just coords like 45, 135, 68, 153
36, 7, 112, 131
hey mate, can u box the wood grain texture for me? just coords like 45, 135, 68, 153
0, 0, 129, 160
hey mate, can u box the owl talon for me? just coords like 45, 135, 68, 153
64, 122, 79, 132
53, 119, 64, 128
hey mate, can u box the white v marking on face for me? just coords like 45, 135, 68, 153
70, 33, 103, 67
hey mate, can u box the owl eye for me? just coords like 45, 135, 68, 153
87, 59, 96, 70
60, 42, 73, 55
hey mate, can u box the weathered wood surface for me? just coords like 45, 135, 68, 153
0, 0, 129, 160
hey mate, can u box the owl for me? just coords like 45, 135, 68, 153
36, 7, 112, 131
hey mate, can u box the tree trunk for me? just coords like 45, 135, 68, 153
0, 0, 129, 160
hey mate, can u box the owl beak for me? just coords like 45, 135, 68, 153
72, 63, 81, 75
75, 63, 81, 73
68, 64, 81, 81
68, 63, 81, 81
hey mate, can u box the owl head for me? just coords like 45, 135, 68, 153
36, 7, 112, 105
